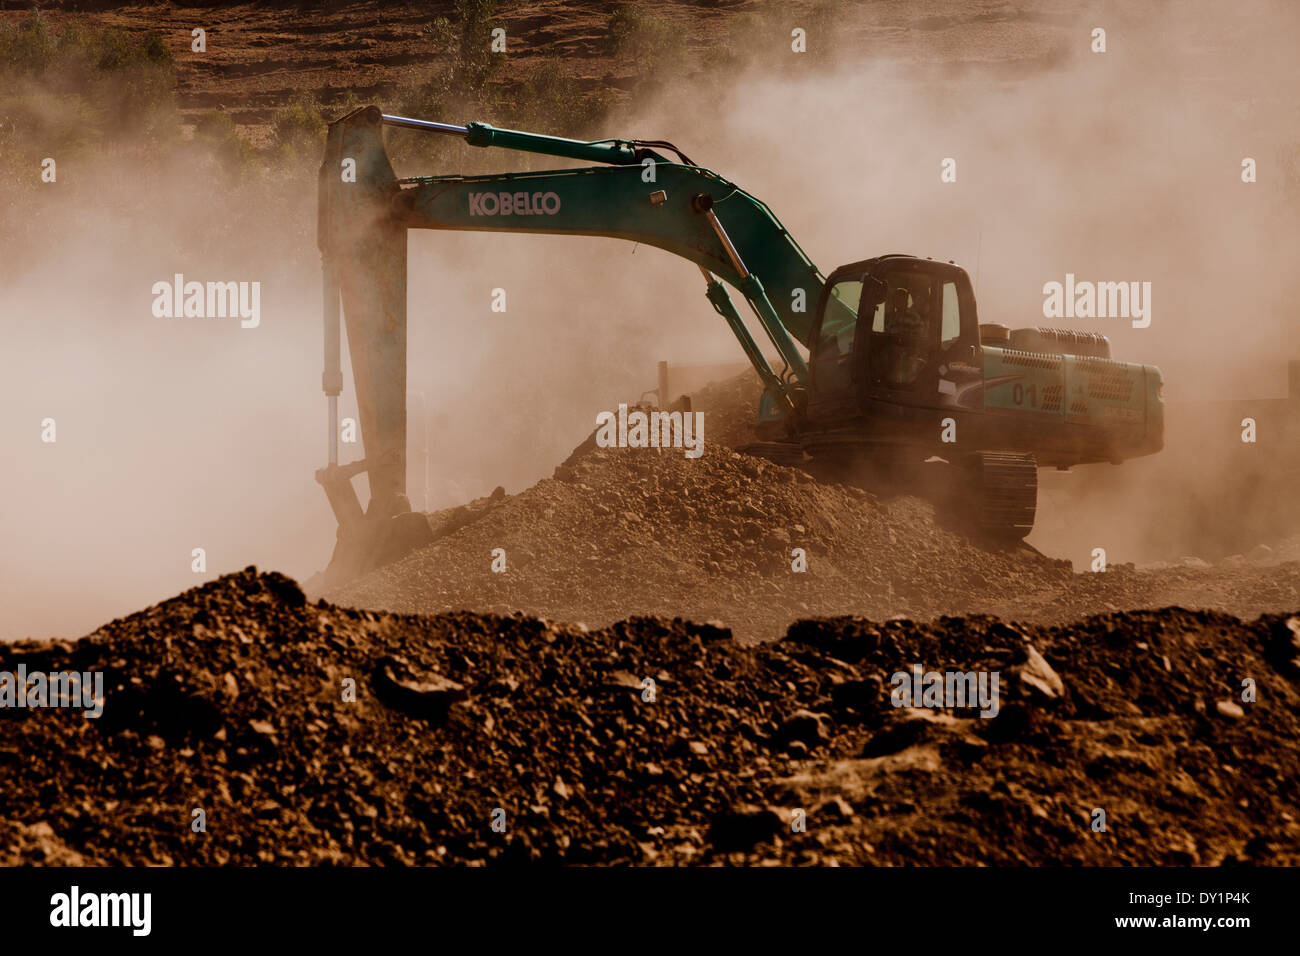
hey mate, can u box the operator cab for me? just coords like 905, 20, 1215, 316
806, 255, 982, 424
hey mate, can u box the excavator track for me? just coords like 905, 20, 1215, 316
967, 451, 1038, 540
743, 441, 1037, 542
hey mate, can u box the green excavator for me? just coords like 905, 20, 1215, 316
316, 105, 1164, 584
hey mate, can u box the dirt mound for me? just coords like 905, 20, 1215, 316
326, 441, 1072, 642
996, 560, 1300, 625
687, 369, 766, 451
2, 569, 1297, 865
1247, 534, 1300, 566
325, 368, 1300, 634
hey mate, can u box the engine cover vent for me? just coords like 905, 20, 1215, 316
1008, 327, 1111, 359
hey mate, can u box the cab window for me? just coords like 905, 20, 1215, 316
815, 278, 861, 359
867, 270, 938, 389
940, 281, 960, 348
870, 270, 934, 336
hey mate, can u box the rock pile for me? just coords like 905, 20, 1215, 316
2, 569, 1296, 865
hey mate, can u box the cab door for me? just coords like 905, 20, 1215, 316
855, 260, 983, 414
806, 267, 868, 423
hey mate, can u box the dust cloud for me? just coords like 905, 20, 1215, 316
3, 0, 1297, 638
622, 0, 1300, 567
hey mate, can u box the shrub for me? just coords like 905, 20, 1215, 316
273, 92, 328, 156
194, 109, 256, 177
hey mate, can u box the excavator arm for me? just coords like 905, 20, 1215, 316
401, 167, 814, 382
316, 105, 837, 580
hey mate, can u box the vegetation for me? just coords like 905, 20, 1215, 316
0, 1, 693, 184
0, 11, 175, 141
605, 3, 692, 86
0, 0, 716, 261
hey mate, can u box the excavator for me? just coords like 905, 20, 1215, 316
315, 105, 1164, 585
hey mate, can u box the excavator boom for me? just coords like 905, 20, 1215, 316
316, 105, 839, 580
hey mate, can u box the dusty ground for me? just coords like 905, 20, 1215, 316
2, 568, 1296, 865
325, 371, 1300, 641
4, 370, 1291, 865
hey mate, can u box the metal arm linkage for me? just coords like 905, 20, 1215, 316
316, 106, 826, 572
